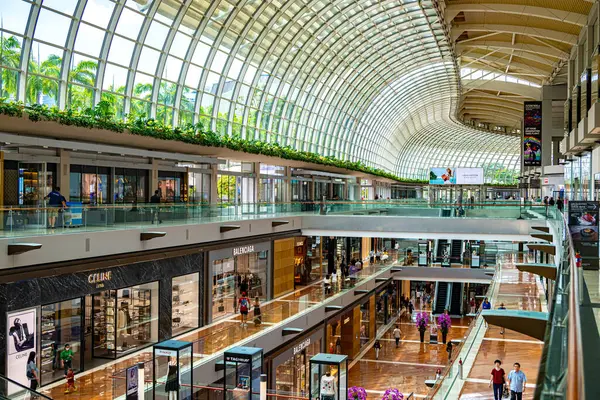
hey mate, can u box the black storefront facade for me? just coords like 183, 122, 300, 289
0, 250, 204, 387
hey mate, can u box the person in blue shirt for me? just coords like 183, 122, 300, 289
44, 187, 67, 228
482, 298, 491, 310
507, 362, 527, 400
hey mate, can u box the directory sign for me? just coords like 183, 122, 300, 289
429, 168, 456, 185
568, 201, 599, 270
523, 101, 542, 166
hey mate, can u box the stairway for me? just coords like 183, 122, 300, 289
451, 240, 462, 264
436, 239, 448, 263
434, 282, 449, 314
450, 282, 463, 315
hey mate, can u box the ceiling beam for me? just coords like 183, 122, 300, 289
456, 41, 569, 60
461, 80, 541, 99
461, 105, 523, 118
452, 24, 578, 45
462, 52, 552, 76
462, 98, 523, 112
463, 93, 524, 106
445, 4, 587, 26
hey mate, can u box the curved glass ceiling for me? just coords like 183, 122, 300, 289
0, 0, 519, 183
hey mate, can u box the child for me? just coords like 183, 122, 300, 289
65, 367, 77, 393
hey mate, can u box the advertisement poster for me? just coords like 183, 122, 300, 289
429, 168, 456, 185
523, 101, 542, 166
568, 201, 599, 270
6, 308, 37, 392
126, 365, 138, 400
456, 168, 484, 185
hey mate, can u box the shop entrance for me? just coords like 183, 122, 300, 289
212, 252, 268, 321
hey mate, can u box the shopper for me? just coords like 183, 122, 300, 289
253, 297, 262, 326
549, 197, 555, 206
498, 303, 507, 334
446, 341, 453, 362
489, 359, 506, 400
150, 189, 162, 224
482, 298, 491, 310
373, 339, 382, 360
469, 297, 476, 314
507, 362, 527, 400
60, 343, 74, 376
408, 300, 414, 316
393, 325, 402, 348
238, 292, 250, 326
64, 367, 77, 393
324, 275, 331, 295
26, 351, 39, 394
44, 187, 67, 229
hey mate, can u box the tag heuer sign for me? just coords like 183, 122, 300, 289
225, 355, 252, 363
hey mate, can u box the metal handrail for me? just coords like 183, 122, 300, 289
563, 212, 584, 400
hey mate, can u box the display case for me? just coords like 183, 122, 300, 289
40, 304, 58, 379
440, 242, 451, 267
471, 243, 481, 268
418, 242, 428, 266
223, 347, 263, 400
309, 354, 347, 400
153, 340, 193, 400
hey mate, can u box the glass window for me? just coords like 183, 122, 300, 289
81, 0, 115, 28
1, 0, 31, 35
74, 23, 105, 58
40, 298, 82, 385
108, 36, 136, 66
116, 7, 145, 39
172, 273, 200, 336
92, 281, 159, 358
34, 9, 71, 47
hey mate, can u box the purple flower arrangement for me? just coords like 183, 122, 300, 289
348, 386, 367, 400
415, 311, 429, 331
437, 313, 452, 333
381, 388, 404, 400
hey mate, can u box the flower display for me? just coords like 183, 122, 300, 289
415, 312, 429, 331
437, 313, 452, 333
381, 388, 404, 400
348, 386, 367, 400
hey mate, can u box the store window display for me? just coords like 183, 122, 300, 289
309, 354, 347, 400
40, 298, 82, 385
92, 282, 158, 358
212, 252, 268, 321
172, 273, 200, 336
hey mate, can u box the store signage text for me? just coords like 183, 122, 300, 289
225, 355, 252, 363
88, 271, 112, 288
293, 339, 311, 355
156, 349, 177, 357
233, 245, 255, 256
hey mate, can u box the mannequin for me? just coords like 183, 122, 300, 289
320, 371, 336, 400
165, 357, 179, 399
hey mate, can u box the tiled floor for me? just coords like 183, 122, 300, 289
458, 254, 544, 399
42, 264, 391, 399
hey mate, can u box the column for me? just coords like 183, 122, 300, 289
57, 149, 70, 199
254, 162, 261, 203
285, 166, 292, 203
210, 163, 218, 203
150, 158, 159, 200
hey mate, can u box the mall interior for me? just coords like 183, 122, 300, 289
0, 0, 598, 399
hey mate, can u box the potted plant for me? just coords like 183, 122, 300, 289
415, 312, 429, 342
437, 313, 452, 344
381, 388, 404, 400
348, 386, 367, 400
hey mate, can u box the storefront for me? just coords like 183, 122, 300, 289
0, 252, 203, 387
209, 241, 271, 322
158, 171, 186, 202
69, 165, 110, 204
266, 328, 323, 396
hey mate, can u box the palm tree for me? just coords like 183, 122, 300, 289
67, 59, 97, 110
0, 35, 21, 99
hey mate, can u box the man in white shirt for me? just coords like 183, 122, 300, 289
393, 325, 402, 348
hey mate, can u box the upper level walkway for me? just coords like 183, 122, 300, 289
0, 201, 549, 270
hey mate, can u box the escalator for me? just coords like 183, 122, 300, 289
434, 282, 449, 314
450, 282, 463, 315
436, 239, 448, 263
451, 240, 462, 264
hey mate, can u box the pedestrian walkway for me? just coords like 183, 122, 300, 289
458, 254, 545, 399
348, 307, 472, 398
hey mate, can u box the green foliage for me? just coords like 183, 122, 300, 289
0, 98, 430, 184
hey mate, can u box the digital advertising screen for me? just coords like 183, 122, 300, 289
429, 167, 456, 185
523, 101, 542, 166
455, 168, 484, 185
